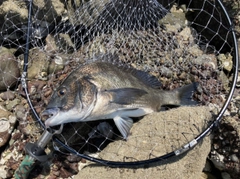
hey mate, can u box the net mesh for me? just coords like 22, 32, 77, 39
0, 0, 238, 178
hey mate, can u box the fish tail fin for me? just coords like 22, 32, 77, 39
177, 82, 199, 105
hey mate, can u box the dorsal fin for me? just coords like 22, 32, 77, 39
88, 52, 162, 89
127, 68, 162, 89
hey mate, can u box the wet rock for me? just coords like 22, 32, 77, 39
0, 47, 20, 91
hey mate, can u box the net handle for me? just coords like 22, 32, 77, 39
21, 0, 45, 129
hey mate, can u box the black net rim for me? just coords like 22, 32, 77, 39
20, 0, 239, 167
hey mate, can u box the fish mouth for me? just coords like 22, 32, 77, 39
41, 107, 60, 127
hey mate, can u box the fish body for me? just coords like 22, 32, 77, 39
43, 56, 198, 139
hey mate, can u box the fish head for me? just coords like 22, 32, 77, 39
42, 76, 97, 127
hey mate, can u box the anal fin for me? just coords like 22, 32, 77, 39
113, 116, 133, 140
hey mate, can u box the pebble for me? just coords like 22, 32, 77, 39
0, 165, 7, 179
229, 154, 239, 163
48, 57, 65, 74
0, 91, 15, 101
0, 105, 16, 147
217, 53, 233, 72
15, 104, 27, 119
221, 172, 231, 179
0, 105, 10, 118
210, 151, 225, 171
5, 98, 20, 111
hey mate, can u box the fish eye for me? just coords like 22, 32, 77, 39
57, 88, 67, 97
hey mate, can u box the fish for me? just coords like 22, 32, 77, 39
42, 54, 198, 139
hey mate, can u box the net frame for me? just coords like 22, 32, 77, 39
16, 0, 239, 167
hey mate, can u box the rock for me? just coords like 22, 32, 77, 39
229, 154, 239, 163
203, 160, 212, 173
179, 27, 194, 42
55, 33, 75, 53
5, 98, 20, 111
221, 172, 231, 179
0, 105, 11, 118
0, 129, 25, 178
0, 90, 15, 101
0, 105, 16, 147
159, 4, 187, 28
15, 104, 27, 120
0, 1, 28, 48
188, 44, 204, 57
45, 35, 59, 53
0, 118, 11, 146
210, 151, 225, 171
0, 165, 8, 179
18, 48, 50, 80
32, 0, 65, 22
201, 172, 217, 179
0, 0, 28, 26
219, 71, 230, 91
236, 72, 240, 88
0, 47, 20, 91
217, 53, 233, 72
76, 106, 212, 179
191, 54, 217, 69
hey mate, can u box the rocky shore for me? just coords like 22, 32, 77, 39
0, 0, 239, 178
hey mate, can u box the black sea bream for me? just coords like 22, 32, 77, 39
42, 55, 198, 139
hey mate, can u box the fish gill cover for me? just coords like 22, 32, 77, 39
0, 0, 239, 178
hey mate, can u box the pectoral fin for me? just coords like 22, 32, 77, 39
113, 116, 133, 139
107, 88, 147, 105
